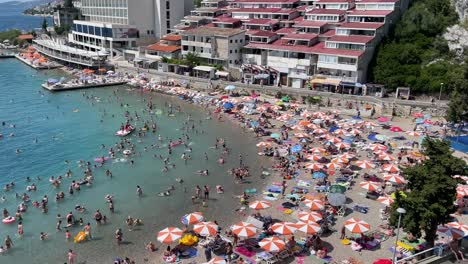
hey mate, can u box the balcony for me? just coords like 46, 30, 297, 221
181, 40, 212, 49
267, 56, 312, 69
34, 45, 103, 67
317, 61, 357, 72
314, 74, 358, 83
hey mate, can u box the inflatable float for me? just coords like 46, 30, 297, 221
2, 216, 16, 224
94, 157, 110, 163
115, 126, 135, 137
74, 231, 87, 243
170, 141, 183, 147
123, 150, 131, 155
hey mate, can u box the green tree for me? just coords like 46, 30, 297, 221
185, 52, 201, 67
447, 87, 468, 124
390, 138, 467, 247
193, 0, 202, 8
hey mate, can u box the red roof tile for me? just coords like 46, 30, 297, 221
18, 34, 34, 40
312, 42, 365, 57
147, 44, 181, 53
275, 27, 298, 34
293, 20, 328, 28
249, 30, 277, 37
359, 0, 399, 2
283, 33, 318, 40
347, 10, 393, 16
244, 19, 280, 25
236, 0, 298, 2
337, 22, 384, 29
161, 35, 182, 41
319, 29, 336, 37
315, 0, 352, 2
214, 17, 242, 23
245, 42, 317, 53
327, 35, 375, 43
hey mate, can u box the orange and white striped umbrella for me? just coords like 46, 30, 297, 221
437, 225, 465, 239
259, 236, 286, 252
183, 212, 204, 225
446, 222, 468, 234
194, 221, 218, 237
207, 257, 227, 264
249, 200, 272, 210
256, 106, 268, 112
230, 222, 257, 238
301, 111, 312, 118
355, 160, 375, 169
306, 154, 322, 161
383, 174, 405, 184
271, 222, 297, 235
328, 137, 342, 144
296, 221, 321, 234
270, 105, 282, 111
303, 199, 325, 211
367, 143, 387, 151
379, 153, 395, 161
313, 128, 328, 134
297, 211, 323, 222
309, 147, 326, 153
382, 164, 400, 173
377, 196, 394, 206
359, 181, 381, 191
291, 125, 304, 131
305, 163, 323, 170
294, 133, 309, 138
256, 141, 272, 148
276, 114, 293, 121
299, 120, 311, 126
335, 142, 349, 149
326, 162, 341, 170
406, 131, 421, 137
157, 227, 183, 244
348, 129, 361, 135
313, 111, 326, 118
339, 153, 355, 159
333, 129, 346, 135
332, 157, 349, 164
306, 123, 318, 129
345, 218, 370, 233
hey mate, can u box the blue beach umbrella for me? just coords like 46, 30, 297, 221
415, 118, 424, 124
225, 85, 236, 91
250, 121, 259, 127
367, 133, 378, 141
223, 102, 234, 109
329, 126, 339, 132
291, 145, 302, 153
270, 133, 281, 139
313, 172, 326, 179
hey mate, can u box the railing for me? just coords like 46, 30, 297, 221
34, 45, 100, 66
395, 245, 450, 264
314, 74, 358, 83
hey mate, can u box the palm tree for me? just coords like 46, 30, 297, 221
185, 52, 201, 67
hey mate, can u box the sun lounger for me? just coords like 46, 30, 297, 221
246, 216, 264, 229
267, 186, 282, 193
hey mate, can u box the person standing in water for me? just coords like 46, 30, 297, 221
68, 249, 76, 264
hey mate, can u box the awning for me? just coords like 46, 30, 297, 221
193, 66, 215, 72
215, 71, 229, 77
310, 78, 341, 86
255, 73, 270, 79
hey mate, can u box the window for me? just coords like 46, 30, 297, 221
166, 20, 170, 28
318, 55, 338, 64
166, 1, 170, 9
230, 39, 232, 43
166, 11, 170, 18
229, 50, 232, 54
167, 30, 171, 34
229, 60, 232, 64
235, 49, 237, 53
240, 39, 243, 43
235, 39, 238, 43
183, 46, 188, 51
147, 30, 150, 35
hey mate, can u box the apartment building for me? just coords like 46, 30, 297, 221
181, 27, 245, 67
69, 0, 193, 57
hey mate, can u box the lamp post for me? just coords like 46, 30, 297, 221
393, 207, 406, 264
439, 83, 444, 102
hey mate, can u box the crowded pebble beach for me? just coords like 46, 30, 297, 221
0, 64, 467, 264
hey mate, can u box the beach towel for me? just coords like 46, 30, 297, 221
245, 188, 257, 194
286, 194, 301, 200
292, 187, 308, 194
267, 186, 282, 193
272, 182, 284, 186
297, 180, 312, 187
263, 195, 278, 201
262, 192, 280, 197
235, 246, 256, 258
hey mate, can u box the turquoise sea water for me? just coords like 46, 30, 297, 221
0, 59, 267, 263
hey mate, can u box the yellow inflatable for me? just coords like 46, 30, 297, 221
179, 234, 198, 246
74, 231, 87, 243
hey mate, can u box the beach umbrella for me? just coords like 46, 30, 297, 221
377, 196, 394, 206
291, 125, 304, 131
271, 105, 282, 111
223, 102, 234, 109
205, 257, 227, 264
296, 221, 321, 235
297, 211, 323, 222
328, 137, 342, 144
333, 129, 346, 135
224, 85, 236, 91
379, 153, 395, 161
301, 111, 312, 118
294, 133, 309, 138
383, 174, 405, 184
299, 120, 311, 126
230, 222, 257, 238
339, 153, 355, 159
271, 222, 297, 235
359, 181, 380, 192
306, 154, 322, 161
331, 157, 349, 164
309, 147, 326, 153
249, 200, 272, 210
326, 163, 341, 170
194, 221, 218, 236
182, 212, 204, 225
446, 222, 468, 234
375, 134, 388, 141
259, 236, 286, 252
291, 145, 303, 153
412, 113, 424, 118
437, 225, 466, 239
334, 142, 349, 149
406, 131, 421, 137
313, 171, 326, 179
276, 114, 293, 121
367, 143, 387, 151
377, 117, 389, 123
256, 106, 268, 112
157, 227, 183, 244
313, 128, 328, 134
355, 160, 375, 169
390, 126, 403, 132
329, 185, 346, 194
256, 142, 272, 148
303, 199, 325, 211
305, 163, 323, 170
382, 164, 400, 173
306, 123, 318, 129
327, 193, 346, 206
345, 218, 370, 234
348, 129, 361, 135
456, 186, 468, 198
